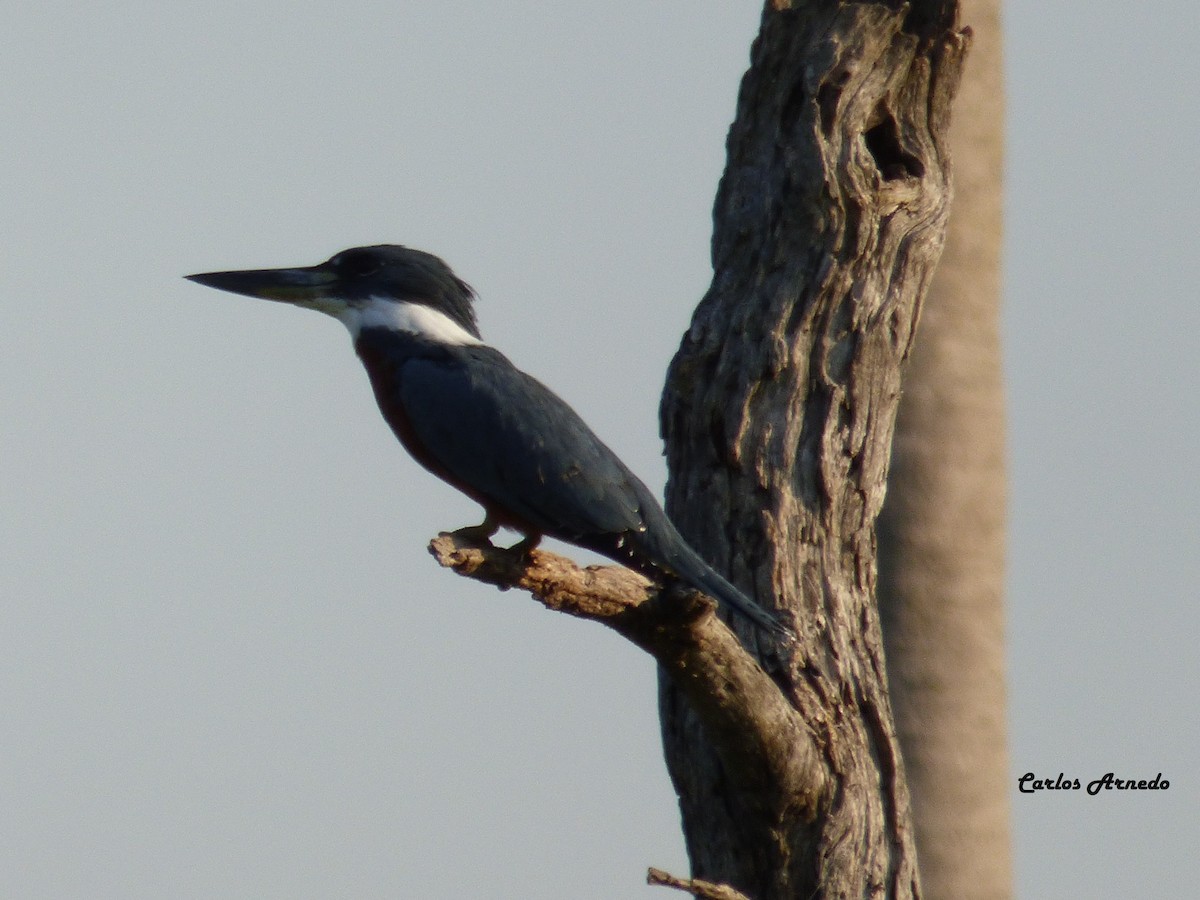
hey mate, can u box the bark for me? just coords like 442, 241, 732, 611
875, 2, 1012, 897
658, 3, 966, 898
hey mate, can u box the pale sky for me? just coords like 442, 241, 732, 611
3, 2, 1198, 898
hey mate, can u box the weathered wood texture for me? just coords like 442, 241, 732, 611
876, 1, 1012, 897
431, 3, 969, 897
658, 3, 967, 898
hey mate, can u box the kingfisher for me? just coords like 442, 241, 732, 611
186, 245, 785, 637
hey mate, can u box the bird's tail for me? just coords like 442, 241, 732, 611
632, 523, 792, 640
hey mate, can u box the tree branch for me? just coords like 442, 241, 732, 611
647, 866, 753, 900
428, 533, 825, 810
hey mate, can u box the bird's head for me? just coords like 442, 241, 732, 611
186, 244, 481, 343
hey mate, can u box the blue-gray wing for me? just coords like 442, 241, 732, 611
396, 347, 653, 540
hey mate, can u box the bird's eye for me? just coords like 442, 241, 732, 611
332, 250, 382, 278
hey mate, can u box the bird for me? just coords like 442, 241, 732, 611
186, 244, 786, 637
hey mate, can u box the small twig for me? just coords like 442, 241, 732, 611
647, 867, 753, 900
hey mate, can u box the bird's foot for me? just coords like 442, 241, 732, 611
449, 515, 500, 546
507, 533, 542, 559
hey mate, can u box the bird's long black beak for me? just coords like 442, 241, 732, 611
185, 264, 339, 303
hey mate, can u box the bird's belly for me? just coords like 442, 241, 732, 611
359, 352, 539, 534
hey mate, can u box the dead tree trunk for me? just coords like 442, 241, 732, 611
658, 3, 966, 898
434, 3, 968, 897
876, 1, 1012, 897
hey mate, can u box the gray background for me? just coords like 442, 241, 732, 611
3, 2, 1196, 897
